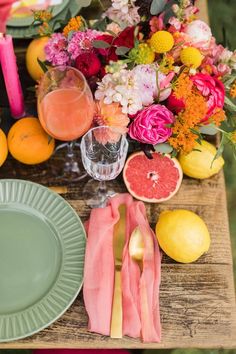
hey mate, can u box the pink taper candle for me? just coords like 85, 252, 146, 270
0, 33, 25, 118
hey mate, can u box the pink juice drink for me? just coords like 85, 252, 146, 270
38, 87, 94, 141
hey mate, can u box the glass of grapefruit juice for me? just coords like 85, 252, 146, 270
37, 66, 94, 180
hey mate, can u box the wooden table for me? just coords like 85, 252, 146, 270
0, 0, 236, 349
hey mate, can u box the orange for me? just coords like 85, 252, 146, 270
26, 37, 49, 81
8, 117, 55, 165
0, 128, 8, 166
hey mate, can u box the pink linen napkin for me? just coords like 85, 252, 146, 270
83, 193, 161, 342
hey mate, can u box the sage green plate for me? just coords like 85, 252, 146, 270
6, 0, 92, 38
0, 179, 86, 342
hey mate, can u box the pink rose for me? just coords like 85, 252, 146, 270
191, 73, 225, 121
128, 104, 174, 145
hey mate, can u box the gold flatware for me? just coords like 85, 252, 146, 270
110, 204, 126, 338
48, 186, 68, 194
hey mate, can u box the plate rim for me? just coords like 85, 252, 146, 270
0, 178, 86, 343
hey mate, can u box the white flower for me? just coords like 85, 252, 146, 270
184, 20, 212, 48
104, 0, 140, 28
219, 48, 233, 63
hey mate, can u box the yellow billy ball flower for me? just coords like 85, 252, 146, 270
129, 43, 155, 64
150, 31, 174, 53
180, 47, 202, 69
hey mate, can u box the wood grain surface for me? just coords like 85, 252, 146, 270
0, 0, 236, 349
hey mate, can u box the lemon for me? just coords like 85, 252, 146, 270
178, 140, 224, 179
150, 31, 174, 53
26, 36, 49, 81
156, 209, 211, 263
0, 128, 8, 166
180, 47, 202, 68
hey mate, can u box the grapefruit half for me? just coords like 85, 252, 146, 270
123, 151, 183, 203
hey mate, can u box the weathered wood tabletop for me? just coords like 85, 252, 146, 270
0, 0, 236, 349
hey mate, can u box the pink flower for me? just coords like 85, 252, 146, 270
128, 104, 174, 145
184, 20, 212, 49
191, 73, 225, 120
67, 29, 99, 60
149, 14, 164, 33
45, 33, 70, 66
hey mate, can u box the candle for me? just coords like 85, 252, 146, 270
0, 33, 25, 118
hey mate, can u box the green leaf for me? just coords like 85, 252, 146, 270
150, 0, 166, 15
190, 128, 202, 138
200, 124, 218, 135
37, 58, 48, 73
115, 46, 130, 55
93, 40, 111, 49
91, 17, 107, 32
225, 96, 236, 111
154, 142, 173, 154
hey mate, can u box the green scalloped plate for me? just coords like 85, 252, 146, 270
6, 0, 91, 38
0, 179, 86, 342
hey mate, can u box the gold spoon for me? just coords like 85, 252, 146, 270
129, 226, 145, 271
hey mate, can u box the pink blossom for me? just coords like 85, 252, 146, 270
184, 20, 212, 49
45, 33, 70, 66
149, 14, 164, 33
191, 73, 225, 121
217, 63, 231, 76
168, 17, 181, 31
67, 29, 100, 60
128, 104, 174, 145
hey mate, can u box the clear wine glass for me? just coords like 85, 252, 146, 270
80, 126, 129, 208
37, 66, 94, 181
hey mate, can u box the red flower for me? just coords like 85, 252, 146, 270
114, 26, 135, 48
75, 52, 101, 78
95, 34, 118, 62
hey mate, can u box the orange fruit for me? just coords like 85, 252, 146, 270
8, 117, 55, 165
0, 128, 8, 166
26, 37, 49, 81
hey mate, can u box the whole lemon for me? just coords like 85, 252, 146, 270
26, 36, 49, 81
156, 209, 211, 263
180, 47, 202, 68
150, 31, 174, 53
178, 140, 224, 179
8, 117, 55, 165
0, 128, 8, 166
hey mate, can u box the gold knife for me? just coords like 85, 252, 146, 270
110, 204, 126, 338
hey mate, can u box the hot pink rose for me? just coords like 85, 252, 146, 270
191, 73, 225, 120
128, 104, 174, 145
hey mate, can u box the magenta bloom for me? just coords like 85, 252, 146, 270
45, 33, 70, 66
191, 73, 225, 120
128, 104, 174, 145
67, 29, 99, 60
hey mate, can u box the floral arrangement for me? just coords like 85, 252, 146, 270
37, 0, 236, 158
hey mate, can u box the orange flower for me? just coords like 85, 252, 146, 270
94, 100, 130, 134
169, 88, 208, 154
173, 72, 193, 100
230, 80, 236, 98
63, 16, 83, 37
209, 108, 226, 126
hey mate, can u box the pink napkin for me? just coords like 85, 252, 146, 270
0, 1, 16, 32
83, 193, 161, 342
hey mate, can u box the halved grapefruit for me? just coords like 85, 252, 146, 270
123, 151, 183, 203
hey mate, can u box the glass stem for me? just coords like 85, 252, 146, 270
67, 141, 75, 159
98, 180, 107, 194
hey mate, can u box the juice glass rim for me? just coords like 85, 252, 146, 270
38, 65, 88, 102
